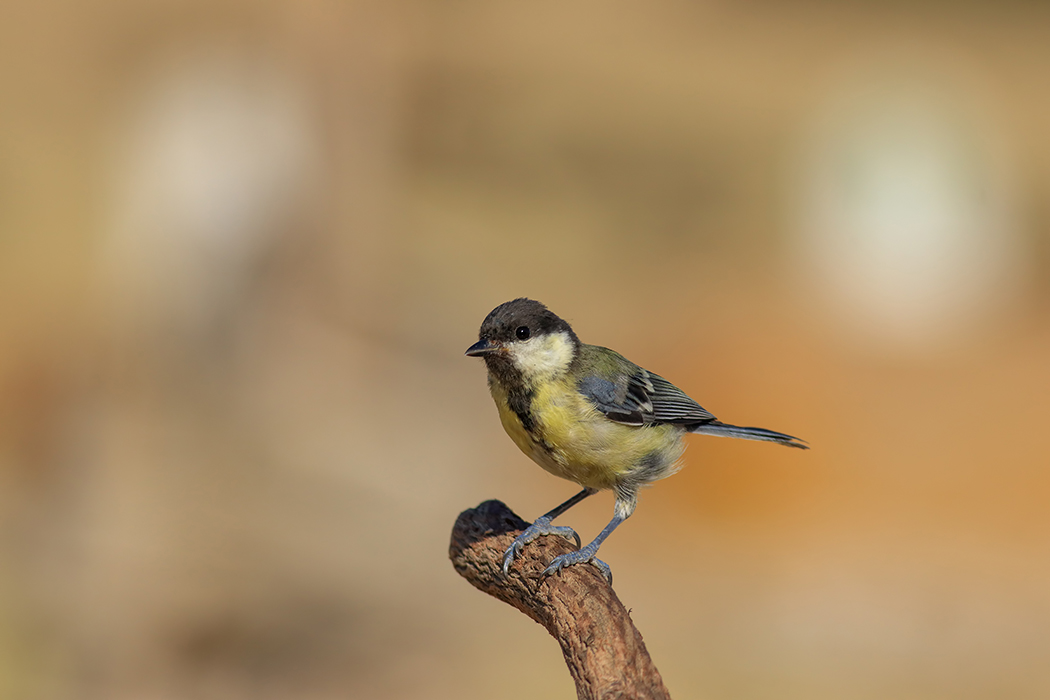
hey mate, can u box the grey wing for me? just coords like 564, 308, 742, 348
645, 372, 716, 424
578, 369, 715, 427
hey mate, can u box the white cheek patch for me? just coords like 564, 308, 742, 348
510, 331, 574, 379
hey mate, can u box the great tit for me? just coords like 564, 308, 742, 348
466, 298, 807, 582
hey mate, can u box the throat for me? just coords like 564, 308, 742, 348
506, 384, 536, 433
485, 356, 537, 434
485, 331, 577, 440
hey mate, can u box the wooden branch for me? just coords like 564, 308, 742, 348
449, 499, 671, 700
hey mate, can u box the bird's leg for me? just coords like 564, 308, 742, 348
502, 488, 596, 575
542, 489, 638, 584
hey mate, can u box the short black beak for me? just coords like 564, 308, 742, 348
465, 338, 499, 357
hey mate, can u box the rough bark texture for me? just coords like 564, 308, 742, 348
449, 500, 671, 700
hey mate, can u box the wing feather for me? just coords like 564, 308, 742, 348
577, 366, 714, 427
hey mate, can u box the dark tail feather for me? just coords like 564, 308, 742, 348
689, 421, 808, 449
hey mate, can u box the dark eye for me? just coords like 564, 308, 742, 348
515, 326, 531, 340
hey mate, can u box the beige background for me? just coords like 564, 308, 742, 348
2, 2, 1050, 698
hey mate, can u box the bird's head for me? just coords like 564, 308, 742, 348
466, 298, 580, 383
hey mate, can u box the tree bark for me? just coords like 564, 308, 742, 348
449, 499, 671, 700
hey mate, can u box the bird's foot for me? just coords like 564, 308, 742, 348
502, 516, 581, 576
542, 543, 613, 584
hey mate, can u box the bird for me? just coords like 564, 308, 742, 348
465, 298, 807, 582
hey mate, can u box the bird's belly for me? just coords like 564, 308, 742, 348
493, 380, 684, 490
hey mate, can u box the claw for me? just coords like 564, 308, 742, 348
543, 549, 613, 584
501, 516, 581, 575
501, 539, 524, 576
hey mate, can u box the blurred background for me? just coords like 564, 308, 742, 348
2, 2, 1049, 698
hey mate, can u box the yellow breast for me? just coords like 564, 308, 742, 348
490, 376, 684, 491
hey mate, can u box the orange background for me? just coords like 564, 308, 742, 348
2, 3, 1049, 699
